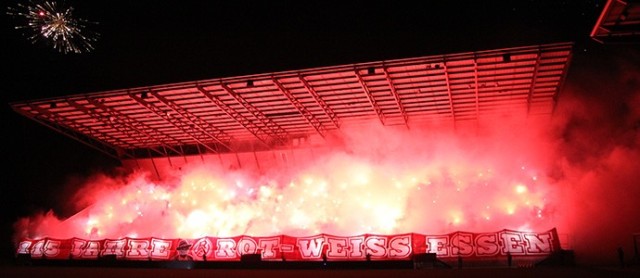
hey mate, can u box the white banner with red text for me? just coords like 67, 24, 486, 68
15, 228, 561, 261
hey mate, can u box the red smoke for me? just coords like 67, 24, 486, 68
14, 46, 640, 266
544, 46, 640, 265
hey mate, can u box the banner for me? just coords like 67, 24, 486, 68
15, 228, 560, 261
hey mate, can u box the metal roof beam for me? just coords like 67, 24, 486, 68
299, 76, 341, 129
78, 98, 184, 157
552, 48, 574, 115
220, 83, 289, 145
382, 67, 409, 128
196, 86, 272, 147
442, 62, 456, 121
129, 92, 233, 153
69, 100, 152, 148
473, 58, 480, 122
151, 92, 235, 149
39, 102, 137, 152
527, 48, 543, 114
67, 100, 157, 154
354, 69, 385, 125
272, 78, 327, 138
20, 104, 127, 160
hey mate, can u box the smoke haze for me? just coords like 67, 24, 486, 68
14, 46, 640, 266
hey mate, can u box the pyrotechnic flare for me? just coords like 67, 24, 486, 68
7, 0, 99, 54
14, 126, 554, 240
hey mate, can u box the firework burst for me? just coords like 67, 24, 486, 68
7, 1, 99, 54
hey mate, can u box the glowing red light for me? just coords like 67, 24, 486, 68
13, 120, 562, 245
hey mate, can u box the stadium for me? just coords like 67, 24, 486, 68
3, 1, 640, 277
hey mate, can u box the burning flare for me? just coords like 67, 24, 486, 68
15, 120, 556, 241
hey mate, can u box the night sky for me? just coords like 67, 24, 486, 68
1, 0, 630, 262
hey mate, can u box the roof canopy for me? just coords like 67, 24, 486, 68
11, 42, 573, 160
591, 0, 640, 44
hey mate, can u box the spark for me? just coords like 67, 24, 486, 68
515, 184, 528, 194
14, 130, 554, 240
7, 1, 99, 54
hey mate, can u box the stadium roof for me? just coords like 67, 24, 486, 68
11, 42, 573, 160
591, 0, 640, 43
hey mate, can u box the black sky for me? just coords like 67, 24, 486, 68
0, 0, 616, 261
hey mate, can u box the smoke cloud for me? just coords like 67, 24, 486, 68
14, 46, 640, 266
547, 46, 640, 265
